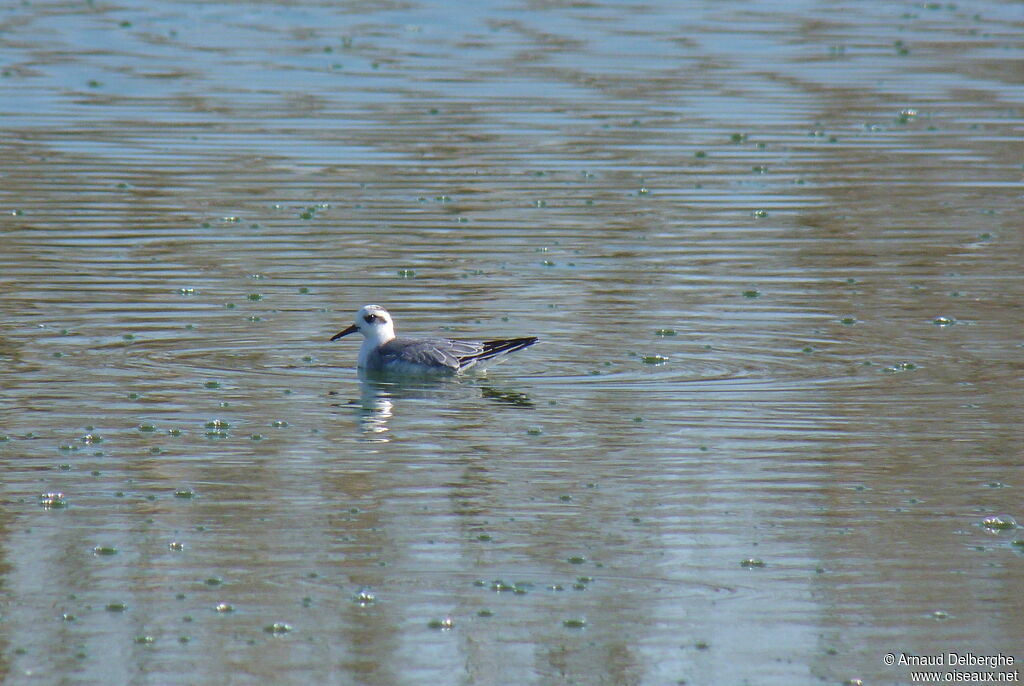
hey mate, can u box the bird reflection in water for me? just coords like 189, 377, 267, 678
332, 370, 535, 440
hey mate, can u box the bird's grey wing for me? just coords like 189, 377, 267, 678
379, 338, 483, 370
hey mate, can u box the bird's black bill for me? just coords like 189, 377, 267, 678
330, 324, 359, 341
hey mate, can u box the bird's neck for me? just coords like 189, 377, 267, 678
357, 326, 396, 367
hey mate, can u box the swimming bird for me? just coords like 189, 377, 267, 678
330, 304, 538, 375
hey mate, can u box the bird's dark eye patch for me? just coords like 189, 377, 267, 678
363, 314, 379, 324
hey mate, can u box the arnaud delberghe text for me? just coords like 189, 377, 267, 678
899, 653, 1015, 669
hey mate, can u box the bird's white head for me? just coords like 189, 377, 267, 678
330, 304, 396, 346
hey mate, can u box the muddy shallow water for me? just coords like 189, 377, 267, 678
1, 1, 1022, 684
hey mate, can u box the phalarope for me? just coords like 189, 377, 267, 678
331, 305, 538, 374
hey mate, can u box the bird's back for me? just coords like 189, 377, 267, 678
367, 336, 537, 374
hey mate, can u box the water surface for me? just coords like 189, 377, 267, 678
1, 1, 1022, 684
